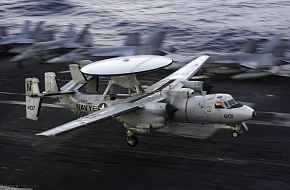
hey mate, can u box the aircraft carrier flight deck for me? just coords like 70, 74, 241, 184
0, 54, 290, 190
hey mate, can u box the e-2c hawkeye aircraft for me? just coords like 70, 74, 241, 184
25, 55, 255, 146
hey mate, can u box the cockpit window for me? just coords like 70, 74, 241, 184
215, 102, 224, 109
227, 99, 237, 107
223, 99, 243, 109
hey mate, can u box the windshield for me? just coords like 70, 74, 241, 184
228, 99, 237, 107
223, 99, 243, 109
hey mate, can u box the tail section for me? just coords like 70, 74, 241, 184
25, 70, 83, 120
123, 33, 140, 46
25, 78, 42, 120
21, 20, 31, 37
74, 24, 93, 46
262, 34, 283, 53
0, 26, 7, 37
33, 21, 45, 35
144, 28, 166, 48
32, 21, 55, 42
242, 39, 257, 53
63, 23, 76, 39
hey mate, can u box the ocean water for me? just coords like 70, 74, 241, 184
0, 0, 290, 56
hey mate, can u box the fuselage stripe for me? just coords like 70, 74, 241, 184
185, 91, 190, 123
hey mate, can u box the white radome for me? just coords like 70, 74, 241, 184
80, 55, 173, 76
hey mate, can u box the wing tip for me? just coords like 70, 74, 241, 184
35, 132, 54, 137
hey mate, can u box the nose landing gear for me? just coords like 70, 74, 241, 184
231, 122, 248, 138
126, 130, 138, 147
232, 131, 239, 138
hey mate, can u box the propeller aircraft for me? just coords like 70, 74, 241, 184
25, 55, 255, 146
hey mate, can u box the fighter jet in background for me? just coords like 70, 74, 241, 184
46, 28, 170, 64
166, 34, 289, 79
11, 24, 92, 65
0, 21, 54, 53
0, 26, 8, 39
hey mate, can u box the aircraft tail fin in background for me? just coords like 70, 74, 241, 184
123, 33, 140, 46
74, 24, 93, 46
144, 28, 166, 48
242, 39, 257, 53
21, 20, 31, 37
261, 34, 283, 53
0, 26, 7, 37
63, 23, 76, 39
25, 78, 42, 120
32, 21, 55, 42
33, 21, 45, 35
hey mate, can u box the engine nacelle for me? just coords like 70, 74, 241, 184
169, 88, 194, 98
183, 81, 203, 94
117, 102, 167, 130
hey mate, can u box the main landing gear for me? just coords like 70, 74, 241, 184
126, 130, 138, 147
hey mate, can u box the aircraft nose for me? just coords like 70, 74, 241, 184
241, 105, 255, 121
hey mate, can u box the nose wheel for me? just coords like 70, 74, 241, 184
126, 130, 138, 147
231, 123, 248, 138
232, 131, 239, 138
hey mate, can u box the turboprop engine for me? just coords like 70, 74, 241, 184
117, 102, 168, 134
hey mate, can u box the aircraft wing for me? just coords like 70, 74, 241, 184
36, 102, 143, 136
145, 55, 209, 93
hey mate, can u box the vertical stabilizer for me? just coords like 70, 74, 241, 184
64, 23, 76, 39
32, 21, 55, 41
75, 24, 93, 46
22, 20, 31, 37
44, 72, 59, 93
261, 34, 284, 53
144, 28, 166, 48
124, 33, 140, 46
242, 39, 257, 53
69, 64, 86, 84
0, 26, 7, 37
25, 78, 42, 120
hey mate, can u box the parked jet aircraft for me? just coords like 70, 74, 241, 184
46, 28, 168, 64
11, 24, 92, 64
0, 21, 54, 53
166, 34, 288, 79
25, 55, 255, 146
0, 26, 7, 38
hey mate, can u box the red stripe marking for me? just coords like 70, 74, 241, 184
185, 91, 190, 122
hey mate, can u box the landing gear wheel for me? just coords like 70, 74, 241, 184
232, 131, 239, 138
126, 135, 138, 147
